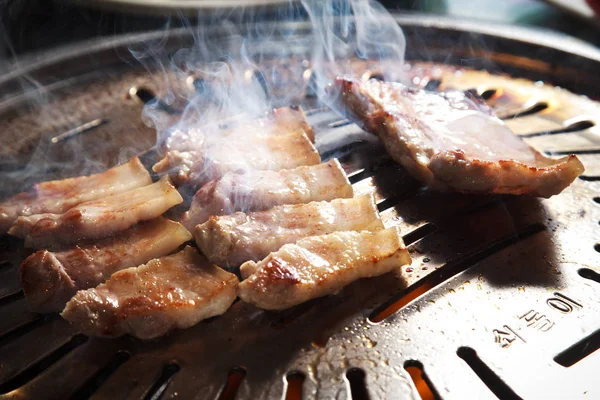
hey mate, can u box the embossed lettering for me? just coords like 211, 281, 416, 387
546, 292, 582, 314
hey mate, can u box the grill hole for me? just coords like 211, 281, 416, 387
521, 120, 595, 138
595, 244, 600, 253
130, 87, 156, 104
423, 79, 442, 91
285, 371, 305, 400
0, 334, 88, 395
367, 72, 385, 81
593, 197, 600, 204
328, 119, 353, 128
346, 368, 370, 400
579, 268, 600, 284
369, 224, 545, 323
217, 367, 246, 400
457, 347, 523, 400
501, 101, 548, 119
480, 89, 498, 100
143, 362, 181, 400
251, 70, 270, 100
70, 351, 131, 399
554, 328, 600, 367
0, 290, 25, 307
0, 316, 46, 346
404, 361, 440, 400
403, 223, 438, 246
579, 176, 600, 182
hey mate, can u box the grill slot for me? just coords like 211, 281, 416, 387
144, 363, 181, 400
0, 334, 87, 395
217, 368, 246, 400
345, 368, 370, 400
404, 361, 440, 400
554, 329, 600, 368
457, 347, 523, 400
579, 268, 600, 284
284, 371, 305, 400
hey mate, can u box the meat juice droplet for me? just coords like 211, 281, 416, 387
406, 267, 413, 273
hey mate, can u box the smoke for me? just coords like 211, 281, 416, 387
0, 0, 406, 198
138, 0, 406, 181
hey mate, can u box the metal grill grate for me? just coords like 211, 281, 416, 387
0, 17, 599, 400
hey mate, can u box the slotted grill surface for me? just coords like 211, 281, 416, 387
0, 18, 600, 400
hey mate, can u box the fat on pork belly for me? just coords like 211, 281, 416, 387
9, 176, 183, 249
153, 107, 319, 187
61, 246, 239, 340
334, 77, 584, 198
0, 157, 151, 234
20, 217, 192, 313
238, 226, 411, 310
181, 159, 353, 231
195, 194, 383, 267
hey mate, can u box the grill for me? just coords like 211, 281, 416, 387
0, 14, 599, 400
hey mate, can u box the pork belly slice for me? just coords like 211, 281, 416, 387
334, 77, 584, 198
154, 130, 320, 187
20, 218, 192, 313
160, 106, 314, 155
10, 176, 183, 249
238, 227, 410, 310
61, 246, 239, 340
195, 194, 383, 267
153, 107, 319, 187
181, 159, 353, 231
0, 157, 151, 234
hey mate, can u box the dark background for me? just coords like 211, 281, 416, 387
0, 0, 598, 65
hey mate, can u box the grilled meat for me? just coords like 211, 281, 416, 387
181, 159, 353, 231
334, 77, 584, 197
153, 107, 319, 187
20, 217, 192, 313
10, 176, 183, 249
61, 246, 239, 339
195, 194, 383, 267
238, 227, 410, 310
0, 157, 151, 234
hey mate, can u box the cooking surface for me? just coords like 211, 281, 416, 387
0, 17, 599, 400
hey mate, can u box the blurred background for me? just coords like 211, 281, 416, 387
0, 0, 598, 67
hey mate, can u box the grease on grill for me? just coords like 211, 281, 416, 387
370, 224, 546, 323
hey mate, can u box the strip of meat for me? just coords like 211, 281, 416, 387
181, 159, 353, 231
195, 194, 383, 267
19, 217, 192, 313
160, 106, 314, 155
153, 107, 319, 187
10, 176, 183, 249
334, 77, 584, 198
238, 227, 410, 310
61, 246, 239, 339
0, 157, 151, 234
154, 131, 320, 187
